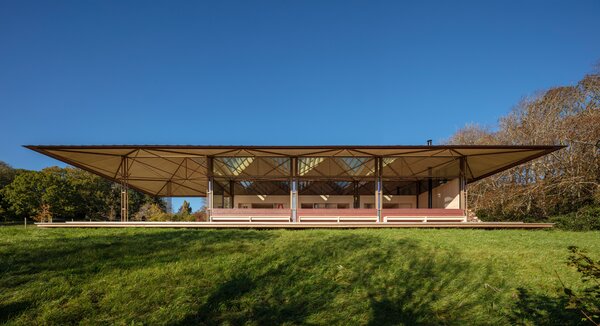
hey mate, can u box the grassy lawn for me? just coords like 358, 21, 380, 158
1, 226, 598, 325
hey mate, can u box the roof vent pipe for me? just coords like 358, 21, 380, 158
427, 139, 432, 146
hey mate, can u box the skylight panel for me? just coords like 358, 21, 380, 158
339, 157, 373, 176
298, 158, 324, 176
221, 157, 254, 176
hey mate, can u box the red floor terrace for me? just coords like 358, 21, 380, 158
210, 208, 467, 223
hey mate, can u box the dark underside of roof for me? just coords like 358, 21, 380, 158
25, 145, 564, 197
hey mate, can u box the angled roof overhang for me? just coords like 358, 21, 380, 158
25, 145, 564, 197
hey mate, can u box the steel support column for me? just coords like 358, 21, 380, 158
229, 180, 235, 209
427, 167, 433, 209
353, 181, 360, 209
416, 181, 420, 209
207, 157, 214, 222
375, 157, 383, 222
120, 156, 129, 222
290, 157, 298, 222
166, 182, 172, 214
459, 157, 467, 212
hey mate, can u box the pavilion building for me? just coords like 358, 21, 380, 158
26, 145, 562, 224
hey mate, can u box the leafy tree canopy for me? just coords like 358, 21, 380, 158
1, 166, 163, 221
0, 161, 17, 188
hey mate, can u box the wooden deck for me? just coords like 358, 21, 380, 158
35, 221, 554, 229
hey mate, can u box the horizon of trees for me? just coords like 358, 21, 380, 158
446, 68, 599, 226
0, 164, 205, 222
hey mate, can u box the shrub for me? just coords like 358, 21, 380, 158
170, 212, 196, 222
561, 246, 600, 324
33, 204, 53, 222
134, 203, 166, 221
147, 212, 171, 222
193, 210, 207, 222
550, 205, 600, 231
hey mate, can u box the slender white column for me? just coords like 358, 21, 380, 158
376, 180, 383, 222
291, 178, 298, 222
207, 157, 214, 222
459, 157, 468, 215
207, 177, 214, 222
290, 157, 298, 222
120, 156, 129, 222
375, 157, 382, 222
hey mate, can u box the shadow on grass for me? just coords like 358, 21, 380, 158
1, 228, 273, 274
0, 300, 33, 324
0, 229, 274, 296
508, 288, 585, 325
366, 254, 490, 326
176, 233, 504, 325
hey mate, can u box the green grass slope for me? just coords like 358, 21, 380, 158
1, 227, 598, 325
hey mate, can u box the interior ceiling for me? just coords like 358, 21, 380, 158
25, 145, 563, 197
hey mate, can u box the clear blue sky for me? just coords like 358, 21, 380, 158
1, 0, 599, 211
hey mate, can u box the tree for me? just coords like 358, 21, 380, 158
34, 203, 53, 222
64, 167, 116, 220
0, 161, 17, 188
1, 165, 165, 221
178, 200, 192, 215
561, 246, 600, 325
447, 70, 600, 222
2, 168, 78, 219
0, 161, 18, 220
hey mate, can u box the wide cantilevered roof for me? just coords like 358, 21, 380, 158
25, 145, 563, 197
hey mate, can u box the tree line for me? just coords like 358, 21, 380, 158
447, 68, 600, 229
0, 163, 204, 222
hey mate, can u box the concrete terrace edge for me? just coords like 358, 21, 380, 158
34, 222, 554, 229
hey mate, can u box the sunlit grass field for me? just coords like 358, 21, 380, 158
1, 226, 598, 325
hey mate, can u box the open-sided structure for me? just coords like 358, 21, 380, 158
26, 145, 562, 224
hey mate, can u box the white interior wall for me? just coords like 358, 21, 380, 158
434, 178, 460, 208
298, 195, 354, 208
416, 178, 460, 209
230, 178, 459, 209
361, 195, 416, 208
234, 195, 290, 208
234, 194, 418, 209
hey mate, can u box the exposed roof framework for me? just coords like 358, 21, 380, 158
25, 145, 563, 197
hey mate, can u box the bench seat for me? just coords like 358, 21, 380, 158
384, 216, 466, 223
211, 216, 291, 222
299, 216, 378, 223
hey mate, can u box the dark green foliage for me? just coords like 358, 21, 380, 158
562, 246, 600, 324
0, 166, 162, 221
0, 161, 17, 188
0, 161, 18, 221
170, 212, 197, 221
551, 205, 600, 231
509, 288, 583, 325
514, 246, 600, 325
1, 168, 78, 220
